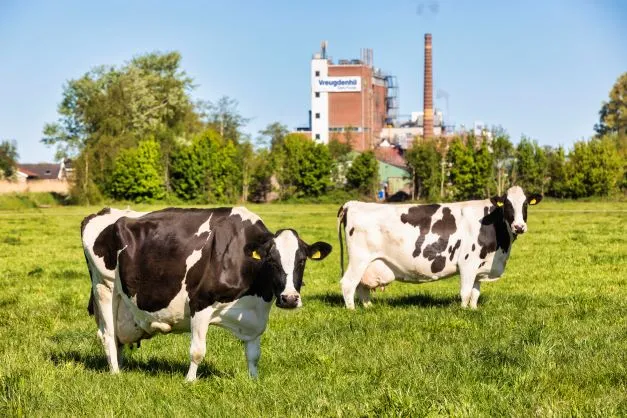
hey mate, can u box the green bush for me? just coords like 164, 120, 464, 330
109, 140, 165, 202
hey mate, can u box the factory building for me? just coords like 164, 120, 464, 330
308, 42, 397, 151
300, 35, 491, 155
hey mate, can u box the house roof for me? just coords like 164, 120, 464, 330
17, 163, 62, 180
374, 147, 407, 169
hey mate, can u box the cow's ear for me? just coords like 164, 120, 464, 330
527, 194, 543, 205
244, 242, 266, 261
307, 241, 332, 261
490, 195, 505, 208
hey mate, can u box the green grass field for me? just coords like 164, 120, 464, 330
1, 201, 626, 416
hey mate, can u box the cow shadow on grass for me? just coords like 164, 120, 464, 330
309, 292, 460, 308
49, 350, 228, 378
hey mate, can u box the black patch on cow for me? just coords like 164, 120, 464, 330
93, 223, 120, 270
187, 215, 276, 314
349, 227, 355, 236
84, 252, 96, 316
113, 207, 253, 313
449, 239, 461, 261
503, 200, 515, 226
431, 257, 446, 273
400, 204, 440, 258
478, 205, 510, 260
480, 261, 486, 268
465, 254, 469, 260
472, 243, 475, 252
422, 207, 457, 273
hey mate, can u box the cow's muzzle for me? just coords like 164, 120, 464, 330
512, 223, 527, 235
277, 293, 301, 309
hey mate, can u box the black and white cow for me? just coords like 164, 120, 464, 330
81, 207, 332, 380
337, 186, 541, 309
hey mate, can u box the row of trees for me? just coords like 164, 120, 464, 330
406, 131, 625, 201
35, 51, 626, 203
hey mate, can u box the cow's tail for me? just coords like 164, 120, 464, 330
81, 213, 100, 317
337, 203, 349, 277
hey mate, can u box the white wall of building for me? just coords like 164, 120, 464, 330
311, 57, 329, 144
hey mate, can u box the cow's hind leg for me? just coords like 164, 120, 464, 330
94, 283, 120, 373
340, 261, 368, 310
244, 336, 261, 379
186, 307, 214, 382
356, 284, 372, 308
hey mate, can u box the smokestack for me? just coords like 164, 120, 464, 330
423, 33, 434, 139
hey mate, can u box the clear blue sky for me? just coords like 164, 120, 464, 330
1, 0, 625, 163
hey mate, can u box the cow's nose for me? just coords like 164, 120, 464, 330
513, 224, 525, 234
278, 294, 300, 308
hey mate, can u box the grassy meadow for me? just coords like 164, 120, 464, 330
0, 200, 626, 416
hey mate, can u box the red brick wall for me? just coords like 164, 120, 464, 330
327, 65, 388, 151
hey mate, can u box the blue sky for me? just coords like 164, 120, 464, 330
1, 0, 625, 163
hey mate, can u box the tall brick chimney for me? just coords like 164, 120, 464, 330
423, 33, 434, 139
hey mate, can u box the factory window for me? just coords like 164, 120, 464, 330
315, 113, 320, 119
315, 92, 320, 98
315, 134, 320, 140
315, 71, 320, 77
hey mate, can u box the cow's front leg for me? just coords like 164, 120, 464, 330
244, 336, 261, 379
186, 307, 213, 382
94, 283, 120, 373
459, 267, 477, 309
470, 279, 481, 309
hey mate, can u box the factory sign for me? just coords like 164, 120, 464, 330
313, 76, 361, 92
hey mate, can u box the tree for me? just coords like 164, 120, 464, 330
565, 136, 622, 197
0, 140, 19, 180
170, 129, 242, 203
274, 133, 332, 198
41, 51, 201, 202
258, 122, 288, 150
205, 96, 250, 144
109, 140, 165, 202
446, 138, 474, 200
595, 72, 627, 136
248, 149, 275, 202
513, 136, 547, 194
405, 141, 440, 200
346, 151, 379, 196
491, 130, 514, 195
328, 136, 352, 160
545, 145, 568, 198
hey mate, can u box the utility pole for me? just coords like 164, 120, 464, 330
440, 156, 445, 198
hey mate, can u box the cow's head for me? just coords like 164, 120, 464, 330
490, 186, 542, 235
245, 229, 332, 309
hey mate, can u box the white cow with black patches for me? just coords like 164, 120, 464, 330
337, 186, 542, 309
81, 207, 332, 380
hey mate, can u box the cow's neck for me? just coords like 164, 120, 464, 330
243, 273, 275, 303
494, 209, 514, 253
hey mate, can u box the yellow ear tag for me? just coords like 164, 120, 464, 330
252, 250, 261, 260
529, 198, 537, 205
497, 201, 504, 207
311, 250, 321, 259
